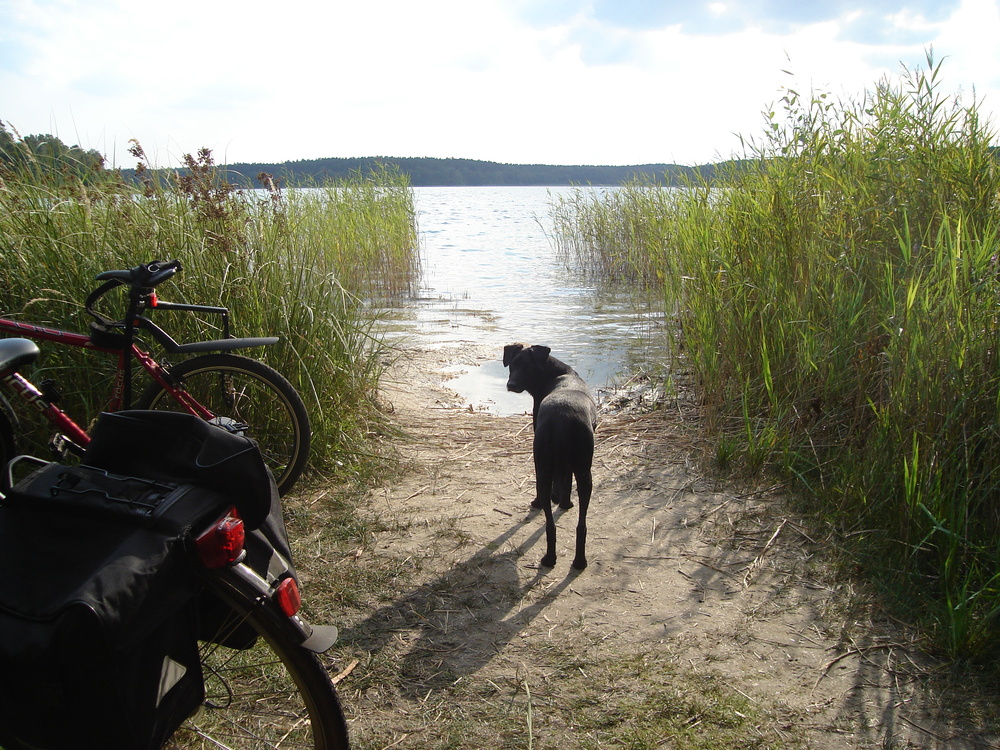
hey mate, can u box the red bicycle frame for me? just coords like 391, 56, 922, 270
0, 317, 214, 453
0, 369, 90, 448
0, 259, 282, 463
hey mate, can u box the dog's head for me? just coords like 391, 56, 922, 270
503, 343, 551, 393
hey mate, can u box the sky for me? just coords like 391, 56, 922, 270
2, 0, 999, 169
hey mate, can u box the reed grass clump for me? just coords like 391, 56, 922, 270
554, 53, 1000, 659
550, 179, 679, 284
0, 143, 419, 483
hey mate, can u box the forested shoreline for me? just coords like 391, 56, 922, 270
1, 120, 741, 187
138, 155, 740, 188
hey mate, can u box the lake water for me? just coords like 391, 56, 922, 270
381, 186, 666, 415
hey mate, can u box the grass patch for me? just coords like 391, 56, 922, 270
334, 614, 806, 749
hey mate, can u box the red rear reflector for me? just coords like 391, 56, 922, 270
274, 577, 301, 617
196, 507, 245, 568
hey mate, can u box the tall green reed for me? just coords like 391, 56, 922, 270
0, 146, 419, 483
553, 53, 1000, 658
550, 178, 681, 285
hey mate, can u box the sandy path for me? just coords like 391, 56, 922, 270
324, 344, 998, 749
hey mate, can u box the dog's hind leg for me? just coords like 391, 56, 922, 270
571, 466, 592, 570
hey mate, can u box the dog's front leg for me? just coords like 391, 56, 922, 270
534, 458, 558, 567
531, 448, 550, 509
553, 469, 574, 509
540, 499, 557, 568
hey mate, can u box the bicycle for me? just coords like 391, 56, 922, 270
0, 260, 310, 495
0, 340, 351, 749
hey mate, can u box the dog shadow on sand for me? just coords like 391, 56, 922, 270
337, 507, 579, 699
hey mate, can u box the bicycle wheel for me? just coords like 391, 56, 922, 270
165, 599, 350, 749
136, 354, 311, 496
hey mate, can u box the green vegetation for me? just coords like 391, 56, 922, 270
552, 54, 1000, 660
0, 130, 419, 483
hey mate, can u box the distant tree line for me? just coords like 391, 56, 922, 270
212, 156, 729, 188
1, 119, 740, 188
0, 120, 105, 183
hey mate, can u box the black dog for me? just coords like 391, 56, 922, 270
503, 344, 597, 570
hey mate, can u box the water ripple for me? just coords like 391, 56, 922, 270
380, 186, 666, 414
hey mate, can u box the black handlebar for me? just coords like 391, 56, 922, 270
95, 259, 182, 288
86, 260, 183, 320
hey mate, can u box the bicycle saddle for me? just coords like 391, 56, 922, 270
0, 339, 40, 374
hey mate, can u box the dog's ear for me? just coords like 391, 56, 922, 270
529, 345, 551, 364
503, 343, 525, 367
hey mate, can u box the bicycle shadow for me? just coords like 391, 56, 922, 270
338, 508, 578, 698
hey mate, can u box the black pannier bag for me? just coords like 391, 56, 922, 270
0, 410, 295, 749
0, 463, 227, 750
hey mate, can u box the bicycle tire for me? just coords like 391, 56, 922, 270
135, 354, 311, 496
164, 597, 351, 749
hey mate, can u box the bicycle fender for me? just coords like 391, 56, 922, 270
166, 336, 280, 354
200, 559, 338, 654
